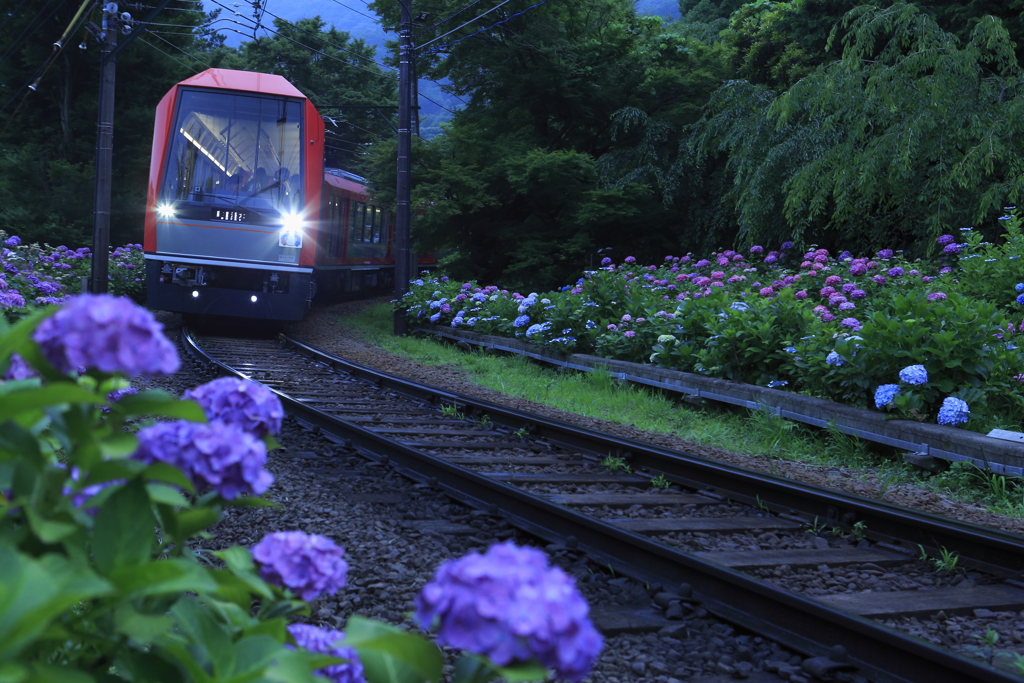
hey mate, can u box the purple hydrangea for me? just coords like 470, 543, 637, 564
624, 256, 636, 264
943, 243, 963, 255
287, 624, 364, 683
132, 421, 273, 499
899, 364, 928, 385
184, 377, 284, 438
840, 317, 861, 330
600, 257, 612, 266
4, 236, 20, 247
3, 353, 38, 381
937, 234, 955, 246
872, 275, 887, 285
0, 290, 25, 310
252, 531, 348, 601
877, 249, 893, 259
416, 541, 602, 681
33, 294, 179, 376
926, 292, 948, 301
850, 289, 867, 300
62, 465, 123, 514
750, 245, 764, 254
780, 241, 794, 250
874, 384, 900, 409
937, 397, 969, 426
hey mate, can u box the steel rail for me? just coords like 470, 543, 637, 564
276, 334, 1024, 577
182, 327, 1024, 683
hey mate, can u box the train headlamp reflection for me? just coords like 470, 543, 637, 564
157, 203, 176, 218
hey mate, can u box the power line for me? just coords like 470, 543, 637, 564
0, 0, 69, 66
415, 0, 489, 37
325, 0, 378, 23
144, 28, 213, 69
416, 0, 516, 51
423, 0, 550, 52
257, 4, 390, 72
138, 35, 201, 72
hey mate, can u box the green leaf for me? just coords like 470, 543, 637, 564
98, 433, 139, 458
0, 544, 112, 660
92, 480, 156, 575
174, 507, 222, 541
114, 602, 174, 644
493, 660, 550, 682
111, 391, 207, 421
24, 508, 79, 543
0, 384, 100, 421
109, 558, 218, 599
223, 496, 279, 508
344, 615, 443, 683
143, 462, 196, 492
146, 484, 190, 508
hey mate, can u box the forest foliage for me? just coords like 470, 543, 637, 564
1, 0, 1023, 290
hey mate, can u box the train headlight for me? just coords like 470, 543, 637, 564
156, 203, 176, 218
279, 212, 304, 248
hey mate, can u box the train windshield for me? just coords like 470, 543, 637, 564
159, 90, 303, 218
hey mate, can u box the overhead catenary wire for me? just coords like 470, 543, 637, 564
138, 35, 203, 72
423, 0, 550, 52
324, 0, 379, 23
144, 28, 214, 69
415, 0, 516, 51
0, 0, 69, 65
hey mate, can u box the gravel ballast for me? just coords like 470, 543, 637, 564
135, 302, 1024, 681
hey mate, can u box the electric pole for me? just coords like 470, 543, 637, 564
393, 0, 413, 335
90, 3, 118, 294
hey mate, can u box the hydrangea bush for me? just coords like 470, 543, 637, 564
398, 219, 1024, 431
0, 230, 146, 322
0, 294, 601, 682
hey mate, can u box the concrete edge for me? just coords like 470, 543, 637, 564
413, 324, 1024, 476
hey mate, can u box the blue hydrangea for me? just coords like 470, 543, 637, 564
1016, 283, 1024, 293
252, 531, 348, 601
874, 384, 900, 409
466, 317, 478, 326
937, 397, 969, 426
287, 624, 365, 683
825, 351, 844, 366
33, 294, 179, 376
898, 365, 928, 386
411, 279, 424, 287
729, 301, 749, 312
783, 347, 797, 353
184, 377, 284, 438
513, 315, 530, 328
525, 322, 551, 337
415, 541, 602, 681
132, 421, 273, 499
767, 380, 788, 388
1017, 293, 1024, 306
429, 313, 441, 323
429, 300, 442, 309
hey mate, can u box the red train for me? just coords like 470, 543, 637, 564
144, 68, 428, 320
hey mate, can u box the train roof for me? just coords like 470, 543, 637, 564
176, 69, 308, 100
324, 168, 369, 198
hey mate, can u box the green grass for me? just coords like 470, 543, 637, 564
339, 303, 1024, 518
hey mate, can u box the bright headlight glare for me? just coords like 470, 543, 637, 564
156, 203, 176, 218
281, 212, 304, 233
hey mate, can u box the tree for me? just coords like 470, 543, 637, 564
228, 17, 397, 172
694, 3, 1024, 250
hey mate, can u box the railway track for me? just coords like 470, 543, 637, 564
183, 327, 1024, 683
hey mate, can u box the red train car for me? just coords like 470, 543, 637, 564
144, 68, 423, 320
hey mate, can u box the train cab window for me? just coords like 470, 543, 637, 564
158, 90, 303, 220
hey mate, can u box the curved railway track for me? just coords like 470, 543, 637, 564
183, 327, 1024, 683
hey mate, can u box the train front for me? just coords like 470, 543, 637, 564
144, 69, 324, 321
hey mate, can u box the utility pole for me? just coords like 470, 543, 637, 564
90, 3, 118, 294
393, 0, 413, 335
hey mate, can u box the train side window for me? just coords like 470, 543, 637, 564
371, 206, 382, 243
336, 198, 347, 257
364, 204, 374, 243
349, 201, 364, 244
